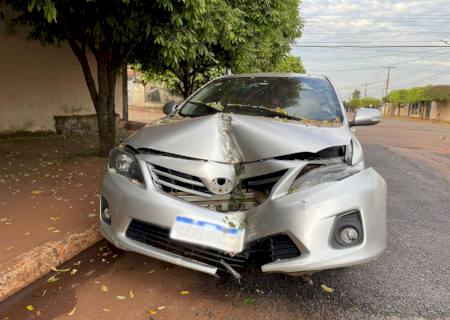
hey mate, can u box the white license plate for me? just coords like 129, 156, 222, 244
170, 216, 245, 253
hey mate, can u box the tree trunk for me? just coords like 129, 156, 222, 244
95, 55, 118, 157
66, 38, 119, 157
122, 65, 129, 122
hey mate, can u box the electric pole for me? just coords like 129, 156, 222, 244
383, 66, 396, 98
364, 82, 368, 98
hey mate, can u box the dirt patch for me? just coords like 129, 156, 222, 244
0, 136, 105, 265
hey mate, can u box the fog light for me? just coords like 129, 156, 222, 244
332, 211, 363, 248
101, 196, 111, 225
340, 227, 359, 244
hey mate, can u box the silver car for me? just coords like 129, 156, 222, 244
100, 73, 386, 278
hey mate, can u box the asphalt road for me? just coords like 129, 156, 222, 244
1, 130, 450, 319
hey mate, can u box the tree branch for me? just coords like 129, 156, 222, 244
61, 17, 98, 103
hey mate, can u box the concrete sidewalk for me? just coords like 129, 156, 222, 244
0, 135, 105, 300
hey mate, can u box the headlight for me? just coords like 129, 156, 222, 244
289, 163, 361, 193
109, 148, 144, 184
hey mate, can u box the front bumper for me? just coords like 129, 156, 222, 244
100, 165, 387, 275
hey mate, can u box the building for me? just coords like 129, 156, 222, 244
381, 101, 450, 121
0, 23, 123, 134
127, 69, 177, 108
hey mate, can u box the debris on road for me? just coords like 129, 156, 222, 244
320, 284, 335, 293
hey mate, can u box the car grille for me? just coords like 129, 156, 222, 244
126, 219, 301, 272
149, 164, 212, 197
149, 163, 287, 212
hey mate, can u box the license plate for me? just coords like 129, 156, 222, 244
170, 216, 244, 253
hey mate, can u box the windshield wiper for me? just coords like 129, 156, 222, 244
225, 103, 303, 121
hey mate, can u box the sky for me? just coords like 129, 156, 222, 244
292, 0, 450, 101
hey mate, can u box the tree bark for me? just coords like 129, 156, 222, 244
122, 65, 129, 122
66, 36, 119, 157
95, 54, 118, 157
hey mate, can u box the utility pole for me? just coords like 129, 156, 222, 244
383, 66, 396, 98
364, 82, 368, 97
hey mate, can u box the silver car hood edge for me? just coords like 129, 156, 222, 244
126, 113, 351, 163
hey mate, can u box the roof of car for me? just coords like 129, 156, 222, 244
221, 72, 326, 79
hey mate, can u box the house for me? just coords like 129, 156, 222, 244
0, 22, 123, 134
381, 101, 450, 121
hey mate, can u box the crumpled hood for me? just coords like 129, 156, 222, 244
126, 113, 352, 163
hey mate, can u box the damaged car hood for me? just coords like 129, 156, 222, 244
126, 113, 352, 163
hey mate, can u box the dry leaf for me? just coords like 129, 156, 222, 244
320, 284, 335, 293
129, 290, 134, 299
102, 308, 110, 312
101, 285, 108, 293
70, 268, 78, 275
147, 270, 155, 274
25, 305, 34, 311
51, 266, 71, 273
47, 275, 59, 283
85, 269, 95, 276
68, 306, 77, 316
157, 306, 165, 310
180, 290, 190, 295
116, 295, 126, 300
148, 310, 157, 315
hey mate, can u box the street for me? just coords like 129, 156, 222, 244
0, 118, 449, 320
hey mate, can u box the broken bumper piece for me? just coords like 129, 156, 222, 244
100, 163, 386, 276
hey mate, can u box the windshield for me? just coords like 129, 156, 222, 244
180, 76, 343, 122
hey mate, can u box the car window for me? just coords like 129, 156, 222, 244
180, 76, 343, 121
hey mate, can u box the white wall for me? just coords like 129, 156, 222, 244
0, 24, 123, 132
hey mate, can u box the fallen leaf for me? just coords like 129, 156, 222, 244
101, 285, 108, 293
85, 269, 95, 276
102, 308, 110, 312
47, 275, 59, 283
116, 295, 126, 300
70, 268, 78, 275
147, 270, 155, 274
129, 290, 134, 299
180, 290, 190, 295
31, 190, 41, 195
148, 310, 157, 315
51, 266, 71, 273
157, 306, 165, 310
68, 306, 77, 316
25, 305, 34, 311
42, 289, 47, 297
244, 298, 256, 305
320, 284, 335, 293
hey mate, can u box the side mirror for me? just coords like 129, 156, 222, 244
163, 101, 177, 115
350, 108, 381, 126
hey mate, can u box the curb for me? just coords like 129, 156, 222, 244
0, 225, 103, 302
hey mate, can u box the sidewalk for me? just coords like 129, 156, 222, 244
0, 135, 105, 299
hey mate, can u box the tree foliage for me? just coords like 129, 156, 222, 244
423, 85, 450, 103
272, 55, 305, 73
352, 89, 361, 100
423, 85, 450, 120
345, 97, 381, 111
136, 0, 303, 98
